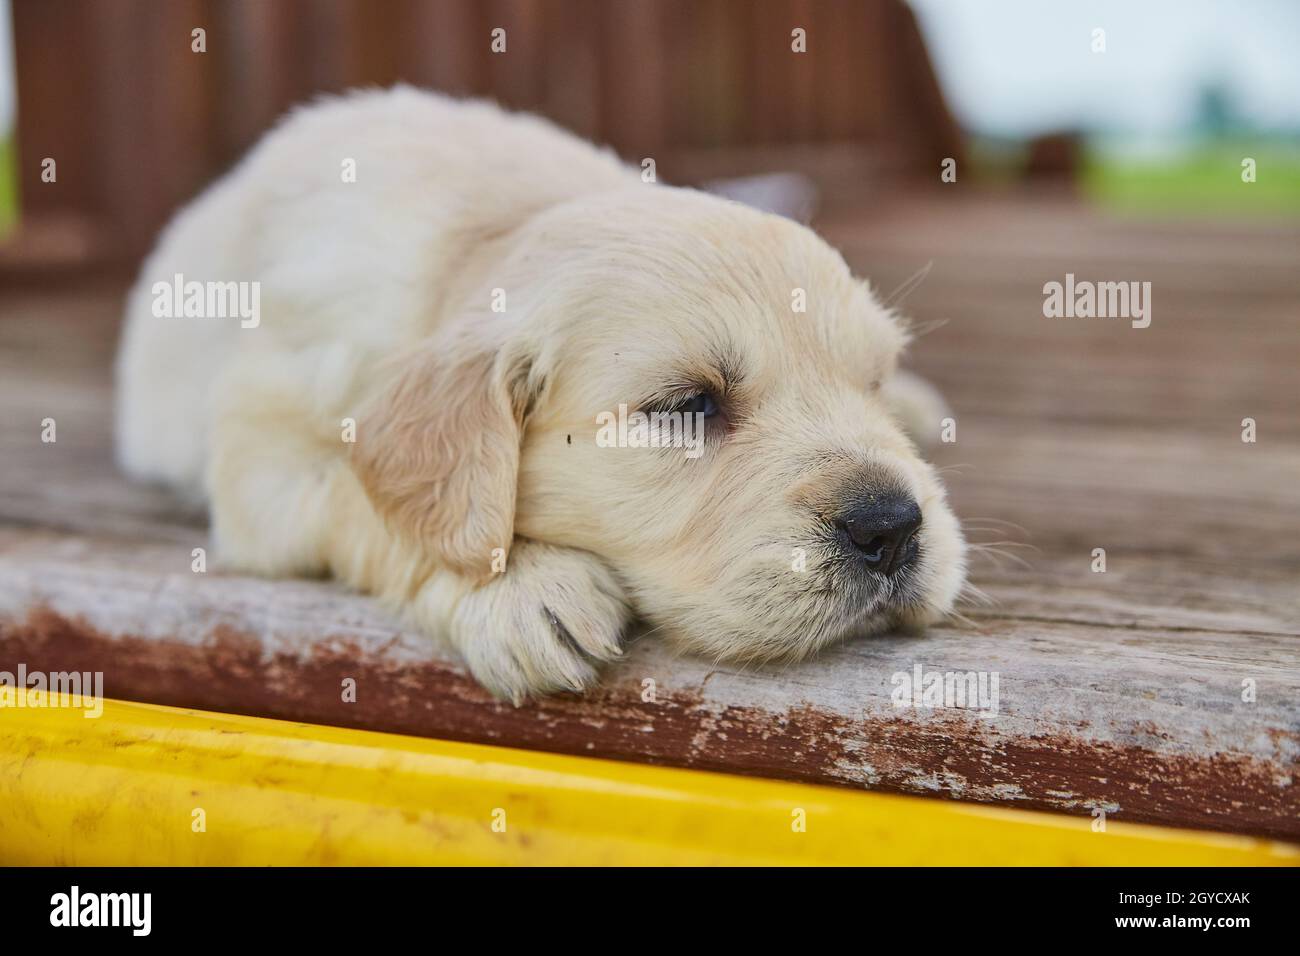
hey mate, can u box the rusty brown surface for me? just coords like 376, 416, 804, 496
5, 603, 1296, 842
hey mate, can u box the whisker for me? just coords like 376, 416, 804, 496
968, 550, 1013, 570
907, 316, 951, 338
624, 619, 673, 646
968, 547, 1033, 570
946, 609, 982, 628
969, 539, 1038, 551
884, 260, 934, 308
957, 582, 996, 609
961, 516, 1031, 536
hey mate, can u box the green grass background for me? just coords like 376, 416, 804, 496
0, 134, 16, 235
1082, 141, 1300, 217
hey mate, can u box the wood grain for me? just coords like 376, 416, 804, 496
1, 196, 1297, 839
9, 0, 963, 265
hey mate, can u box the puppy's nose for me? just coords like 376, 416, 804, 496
838, 494, 922, 575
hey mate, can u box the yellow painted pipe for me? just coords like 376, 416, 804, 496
0, 691, 1295, 866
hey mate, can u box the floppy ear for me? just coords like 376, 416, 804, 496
884, 369, 950, 450
350, 335, 537, 582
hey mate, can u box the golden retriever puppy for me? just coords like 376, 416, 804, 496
116, 87, 966, 702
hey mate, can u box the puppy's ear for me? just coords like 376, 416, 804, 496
350, 336, 539, 582
884, 369, 950, 450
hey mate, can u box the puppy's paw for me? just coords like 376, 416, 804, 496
885, 369, 952, 450
448, 541, 631, 704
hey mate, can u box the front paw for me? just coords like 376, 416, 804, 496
448, 541, 631, 704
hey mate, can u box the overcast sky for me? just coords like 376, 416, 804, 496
0, 1, 12, 135
907, 0, 1300, 138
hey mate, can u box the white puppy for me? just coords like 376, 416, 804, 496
116, 87, 966, 702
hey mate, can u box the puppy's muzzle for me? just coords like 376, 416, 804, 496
837, 492, 922, 576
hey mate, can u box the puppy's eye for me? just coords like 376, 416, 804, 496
671, 392, 720, 418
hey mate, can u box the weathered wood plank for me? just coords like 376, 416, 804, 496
1, 527, 1295, 839
2, 195, 1296, 840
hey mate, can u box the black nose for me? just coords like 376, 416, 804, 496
838, 494, 922, 575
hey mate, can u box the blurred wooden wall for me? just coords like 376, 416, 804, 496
9, 0, 962, 266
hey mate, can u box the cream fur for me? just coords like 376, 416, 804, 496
116, 87, 967, 702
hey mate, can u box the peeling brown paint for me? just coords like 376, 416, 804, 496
2, 605, 1296, 842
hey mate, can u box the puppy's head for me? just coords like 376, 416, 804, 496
355, 187, 966, 663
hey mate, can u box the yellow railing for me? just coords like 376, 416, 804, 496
1, 692, 1295, 866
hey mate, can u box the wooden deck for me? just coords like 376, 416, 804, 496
2, 193, 1297, 841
